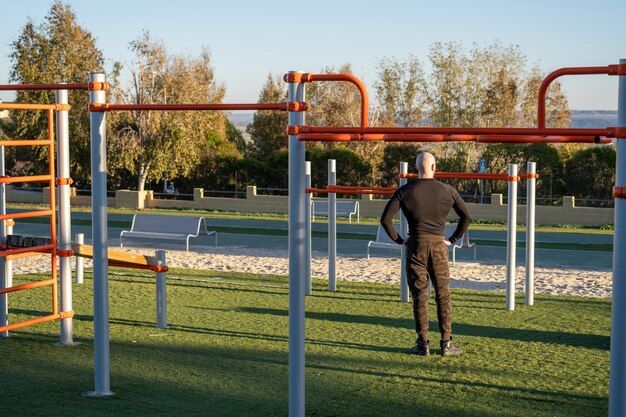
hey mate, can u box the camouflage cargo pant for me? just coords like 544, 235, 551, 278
405, 238, 452, 342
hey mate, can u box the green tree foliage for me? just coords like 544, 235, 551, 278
8, 0, 105, 185
565, 146, 616, 202
307, 146, 373, 189
108, 32, 227, 190
246, 74, 287, 157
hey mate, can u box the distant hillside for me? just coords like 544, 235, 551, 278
228, 110, 618, 129
570, 110, 617, 128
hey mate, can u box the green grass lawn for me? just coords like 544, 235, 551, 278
0, 268, 610, 416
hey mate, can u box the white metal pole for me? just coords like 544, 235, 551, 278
505, 164, 518, 311
84, 73, 114, 397
155, 250, 167, 329
305, 161, 312, 296
525, 162, 536, 306
328, 159, 337, 292
399, 162, 409, 302
56, 86, 75, 346
75, 233, 84, 284
287, 71, 306, 417
609, 57, 626, 417
0, 146, 8, 337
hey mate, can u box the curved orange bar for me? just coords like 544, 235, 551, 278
299, 73, 369, 129
537, 66, 616, 129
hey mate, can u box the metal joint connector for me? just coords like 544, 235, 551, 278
59, 310, 75, 319
507, 175, 521, 182
57, 249, 75, 257
607, 127, 626, 138
614, 186, 626, 199
55, 177, 73, 186
88, 81, 110, 91
286, 125, 300, 135
286, 101, 310, 112
150, 265, 169, 273
608, 64, 626, 76
54, 104, 71, 111
284, 73, 309, 83
88, 103, 109, 112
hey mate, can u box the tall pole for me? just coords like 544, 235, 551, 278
84, 73, 114, 397
287, 71, 306, 417
328, 159, 337, 292
155, 250, 167, 329
305, 161, 312, 296
55, 86, 75, 346
525, 162, 536, 306
0, 147, 7, 337
609, 57, 626, 417
505, 164, 518, 311
399, 162, 409, 302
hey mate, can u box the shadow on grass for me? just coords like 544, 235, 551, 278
238, 307, 609, 350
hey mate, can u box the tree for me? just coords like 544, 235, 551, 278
246, 74, 287, 157
108, 32, 227, 190
8, 1, 106, 185
374, 55, 426, 127
565, 146, 615, 202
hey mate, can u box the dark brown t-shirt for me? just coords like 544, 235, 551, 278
380, 178, 472, 244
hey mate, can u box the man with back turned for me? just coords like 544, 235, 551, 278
380, 151, 472, 356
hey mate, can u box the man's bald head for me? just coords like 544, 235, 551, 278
416, 151, 436, 178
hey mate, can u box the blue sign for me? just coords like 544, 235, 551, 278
479, 159, 487, 173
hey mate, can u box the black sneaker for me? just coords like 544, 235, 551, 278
440, 339, 462, 356
408, 339, 430, 356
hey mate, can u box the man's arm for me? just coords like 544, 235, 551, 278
380, 189, 405, 244
447, 190, 473, 244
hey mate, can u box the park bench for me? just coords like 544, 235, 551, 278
120, 214, 217, 252
367, 224, 476, 264
311, 199, 360, 223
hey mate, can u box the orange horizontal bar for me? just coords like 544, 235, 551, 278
0, 244, 55, 258
89, 102, 308, 112
476, 135, 610, 144
0, 82, 105, 91
0, 103, 70, 111
0, 139, 53, 147
0, 311, 74, 333
6, 251, 49, 261
0, 174, 53, 184
0, 209, 53, 221
108, 261, 168, 272
0, 277, 54, 295
306, 186, 397, 195
519, 173, 540, 179
399, 172, 516, 181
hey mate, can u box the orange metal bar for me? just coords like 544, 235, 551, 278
537, 65, 623, 129
108, 261, 168, 272
0, 174, 54, 184
0, 277, 55, 295
614, 186, 626, 199
6, 251, 49, 261
0, 82, 107, 91
46, 108, 58, 316
0, 209, 53, 221
399, 172, 517, 181
0, 244, 55, 258
89, 102, 309, 112
519, 173, 540, 179
0, 312, 73, 333
0, 103, 70, 111
286, 73, 369, 128
0, 139, 53, 147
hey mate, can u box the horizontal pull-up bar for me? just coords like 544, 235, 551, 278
0, 103, 70, 111
284, 73, 369, 128
0, 82, 109, 91
399, 172, 521, 181
538, 64, 626, 129
306, 185, 397, 195
88, 101, 309, 112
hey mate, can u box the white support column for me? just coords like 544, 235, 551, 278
505, 164, 518, 311
328, 159, 337, 292
609, 57, 626, 417
83, 73, 114, 397
55, 86, 75, 346
525, 162, 537, 306
155, 250, 167, 329
399, 162, 409, 302
287, 71, 306, 417
0, 146, 8, 337
305, 161, 312, 296
75, 233, 84, 284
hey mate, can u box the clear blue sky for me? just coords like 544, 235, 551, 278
1, 0, 625, 109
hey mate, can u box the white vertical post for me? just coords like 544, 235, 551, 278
399, 162, 409, 302
75, 233, 84, 284
287, 71, 306, 417
525, 162, 536, 306
56, 86, 74, 346
84, 73, 114, 397
305, 161, 312, 296
609, 57, 626, 417
0, 146, 8, 337
505, 164, 518, 311
155, 250, 167, 329
328, 159, 337, 292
